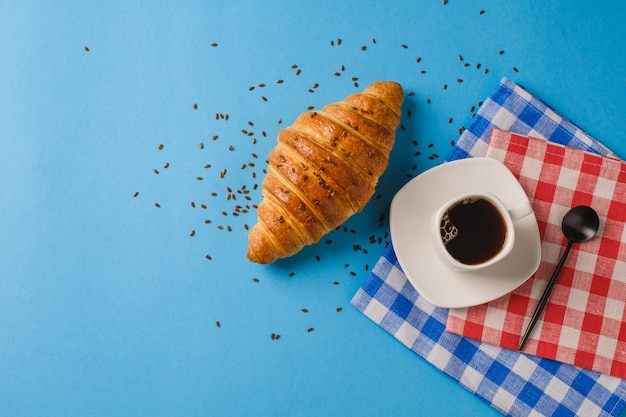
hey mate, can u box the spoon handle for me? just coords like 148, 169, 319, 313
518, 240, 574, 351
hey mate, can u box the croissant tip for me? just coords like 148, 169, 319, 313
247, 240, 277, 264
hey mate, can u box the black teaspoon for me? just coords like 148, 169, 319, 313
518, 205, 600, 351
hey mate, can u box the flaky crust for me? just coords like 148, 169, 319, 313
247, 81, 404, 263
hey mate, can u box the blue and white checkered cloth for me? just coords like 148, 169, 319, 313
351, 78, 626, 417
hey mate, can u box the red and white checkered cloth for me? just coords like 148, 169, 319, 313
446, 129, 626, 378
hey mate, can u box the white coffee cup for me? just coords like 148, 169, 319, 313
432, 191, 533, 271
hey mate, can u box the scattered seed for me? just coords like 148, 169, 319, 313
498, 50, 504, 55
153, 169, 159, 174
479, 10, 485, 15
216, 320, 220, 327
252, 277, 259, 282
83, 46, 89, 52
205, 254, 212, 260
190, 230, 195, 237
133, 191, 139, 197
158, 144, 164, 150
193, 103, 197, 109
457, 78, 463, 83
513, 67, 519, 72
307, 327, 314, 332
336, 307, 342, 312
301, 308, 309, 313
211, 42, 218, 47
154, 203, 161, 208
401, 44, 408, 49
360, 45, 367, 51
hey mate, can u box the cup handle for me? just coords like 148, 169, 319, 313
508, 201, 533, 221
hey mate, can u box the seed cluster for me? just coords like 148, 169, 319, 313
131, 3, 518, 341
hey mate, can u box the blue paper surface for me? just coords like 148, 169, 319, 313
1, 1, 626, 416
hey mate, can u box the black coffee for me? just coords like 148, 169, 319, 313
441, 197, 507, 265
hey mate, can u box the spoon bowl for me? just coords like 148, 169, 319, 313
561, 205, 600, 243
518, 205, 600, 351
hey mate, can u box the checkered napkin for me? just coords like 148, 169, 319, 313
447, 129, 626, 378
351, 77, 626, 417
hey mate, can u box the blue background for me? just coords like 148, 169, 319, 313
1, 1, 625, 416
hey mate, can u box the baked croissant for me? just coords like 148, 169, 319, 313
247, 80, 404, 264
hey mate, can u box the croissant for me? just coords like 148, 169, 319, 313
247, 81, 404, 264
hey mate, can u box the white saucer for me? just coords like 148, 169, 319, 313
389, 157, 541, 308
